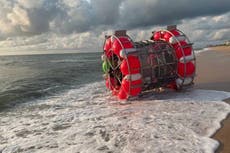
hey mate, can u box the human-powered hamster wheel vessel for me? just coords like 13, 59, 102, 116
101, 25, 196, 100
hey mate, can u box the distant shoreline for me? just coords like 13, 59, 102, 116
207, 45, 230, 51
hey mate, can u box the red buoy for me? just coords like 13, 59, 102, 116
164, 30, 179, 41
153, 31, 162, 40
118, 88, 128, 100
178, 62, 195, 77
112, 37, 133, 57
103, 38, 113, 57
121, 79, 142, 96
104, 37, 112, 52
120, 56, 141, 75
174, 41, 192, 59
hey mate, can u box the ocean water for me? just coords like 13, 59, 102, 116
0, 52, 230, 153
194, 48, 210, 55
0, 52, 102, 109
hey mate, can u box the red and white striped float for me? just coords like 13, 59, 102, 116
152, 26, 196, 89
103, 32, 142, 99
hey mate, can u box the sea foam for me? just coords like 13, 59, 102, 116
0, 82, 229, 153
194, 48, 210, 55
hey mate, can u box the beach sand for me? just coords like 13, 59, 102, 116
195, 46, 230, 153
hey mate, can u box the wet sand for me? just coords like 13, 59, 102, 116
195, 46, 230, 153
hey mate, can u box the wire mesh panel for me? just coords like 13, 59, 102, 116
126, 40, 178, 91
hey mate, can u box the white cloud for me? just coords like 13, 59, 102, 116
17, 0, 45, 9
211, 29, 230, 41
179, 12, 230, 47
0, 0, 229, 50
7, 5, 30, 28
0, 32, 106, 51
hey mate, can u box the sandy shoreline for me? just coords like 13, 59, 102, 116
207, 46, 230, 52
195, 46, 230, 153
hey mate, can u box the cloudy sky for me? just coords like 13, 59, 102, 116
0, 0, 229, 52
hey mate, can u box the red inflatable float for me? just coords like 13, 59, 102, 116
151, 26, 195, 88
102, 31, 143, 99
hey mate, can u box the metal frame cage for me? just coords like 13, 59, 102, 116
102, 25, 196, 99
